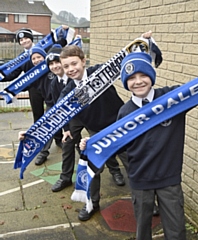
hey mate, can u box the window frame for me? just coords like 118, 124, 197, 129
14, 14, 27, 23
0, 14, 8, 23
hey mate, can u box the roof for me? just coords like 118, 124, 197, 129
31, 29, 43, 35
70, 21, 90, 28
0, 0, 52, 16
0, 27, 14, 34
77, 21, 90, 28
0, 26, 43, 35
13, 29, 43, 35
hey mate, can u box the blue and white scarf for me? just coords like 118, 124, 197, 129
71, 78, 198, 212
0, 62, 48, 103
0, 26, 74, 81
0, 38, 82, 104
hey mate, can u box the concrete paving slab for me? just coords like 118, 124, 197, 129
0, 190, 24, 213
1, 227, 77, 240
0, 206, 77, 235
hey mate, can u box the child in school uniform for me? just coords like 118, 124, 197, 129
45, 44, 85, 192
2, 28, 45, 122
58, 44, 131, 221
118, 52, 187, 239
27, 46, 62, 165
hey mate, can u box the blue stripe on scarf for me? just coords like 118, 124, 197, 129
69, 38, 83, 48
0, 62, 49, 103
72, 78, 198, 209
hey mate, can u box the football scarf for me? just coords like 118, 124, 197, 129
0, 26, 74, 81
14, 38, 151, 179
71, 77, 198, 212
0, 38, 82, 104
69, 37, 83, 49
0, 61, 48, 103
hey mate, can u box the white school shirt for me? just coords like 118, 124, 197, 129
57, 74, 68, 85
73, 69, 88, 87
131, 88, 155, 107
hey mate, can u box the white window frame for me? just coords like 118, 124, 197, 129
14, 14, 27, 23
0, 14, 8, 23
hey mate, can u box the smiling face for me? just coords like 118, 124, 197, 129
127, 72, 152, 98
19, 37, 33, 50
60, 56, 86, 80
31, 53, 44, 66
48, 60, 64, 77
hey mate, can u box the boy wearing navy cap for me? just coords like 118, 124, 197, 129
2, 28, 45, 123
16, 28, 34, 44
118, 52, 187, 240
18, 45, 63, 165
29, 46, 63, 165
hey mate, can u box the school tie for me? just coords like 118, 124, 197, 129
142, 98, 149, 106
59, 79, 65, 88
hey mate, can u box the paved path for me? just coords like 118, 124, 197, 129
0, 112, 163, 240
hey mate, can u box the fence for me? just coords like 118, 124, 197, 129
0, 41, 90, 109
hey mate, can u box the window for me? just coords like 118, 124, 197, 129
14, 14, 27, 23
0, 14, 8, 22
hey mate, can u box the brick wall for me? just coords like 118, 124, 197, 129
90, 0, 198, 226
75, 28, 90, 38
1, 14, 51, 35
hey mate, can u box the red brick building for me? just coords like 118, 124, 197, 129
0, 0, 52, 35
74, 21, 90, 39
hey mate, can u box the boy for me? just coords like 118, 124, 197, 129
2, 28, 45, 123
80, 52, 187, 238
58, 45, 129, 221
118, 52, 186, 239
45, 44, 86, 191
29, 46, 62, 165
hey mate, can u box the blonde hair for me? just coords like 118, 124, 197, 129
60, 45, 85, 60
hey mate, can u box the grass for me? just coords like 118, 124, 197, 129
186, 222, 198, 234
0, 106, 32, 113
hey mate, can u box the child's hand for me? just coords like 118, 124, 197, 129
61, 25, 69, 30
62, 131, 73, 142
79, 137, 90, 150
18, 131, 26, 141
141, 30, 152, 39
